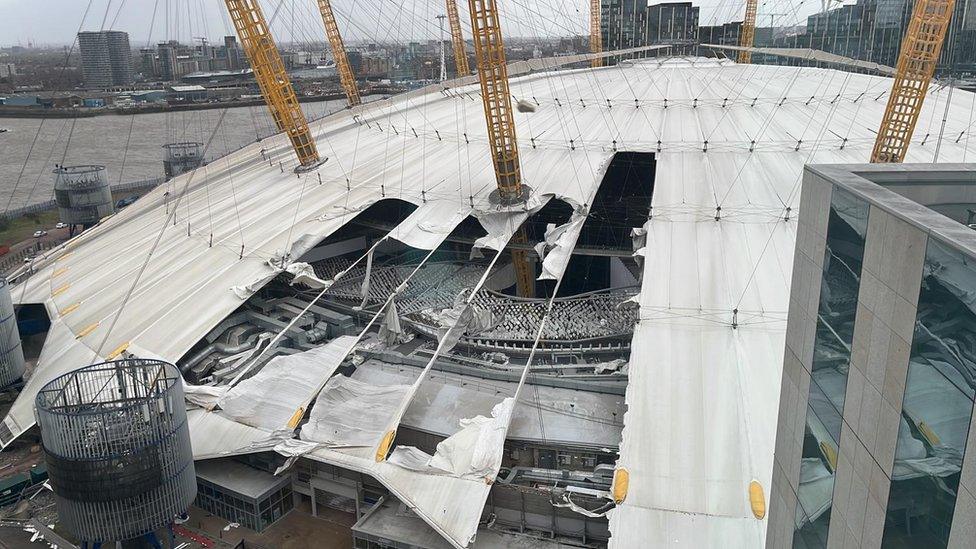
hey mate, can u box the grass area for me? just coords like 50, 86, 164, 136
0, 211, 60, 247
0, 189, 148, 248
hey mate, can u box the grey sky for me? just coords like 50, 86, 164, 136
0, 0, 826, 48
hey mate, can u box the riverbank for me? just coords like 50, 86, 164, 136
0, 86, 402, 119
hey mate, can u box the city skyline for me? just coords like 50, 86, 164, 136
0, 0, 837, 48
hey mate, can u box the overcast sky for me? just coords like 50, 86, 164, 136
0, 0, 829, 48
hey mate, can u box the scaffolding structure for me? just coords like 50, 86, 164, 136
162, 142, 204, 180
446, 0, 471, 75
468, 0, 535, 297
590, 0, 603, 68
52, 165, 115, 229
871, 0, 956, 162
36, 359, 195, 543
738, 0, 759, 63
316, 0, 362, 107
224, 0, 320, 167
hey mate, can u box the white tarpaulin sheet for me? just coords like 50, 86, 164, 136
470, 193, 550, 252
534, 210, 587, 281
301, 374, 411, 448
388, 398, 514, 480
389, 200, 473, 250
219, 336, 356, 430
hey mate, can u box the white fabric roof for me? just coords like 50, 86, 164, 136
7, 57, 976, 547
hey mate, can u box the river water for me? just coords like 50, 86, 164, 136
0, 98, 354, 210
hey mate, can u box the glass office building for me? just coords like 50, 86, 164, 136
769, 164, 976, 549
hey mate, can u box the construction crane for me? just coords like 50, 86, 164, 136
316, 0, 361, 107
871, 0, 956, 162
738, 0, 759, 64
590, 0, 603, 68
468, 0, 535, 298
223, 0, 320, 168
446, 0, 470, 75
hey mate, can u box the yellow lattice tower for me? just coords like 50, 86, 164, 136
590, 0, 603, 68
872, 0, 956, 162
468, 0, 534, 297
224, 0, 319, 167
316, 0, 361, 107
738, 0, 758, 64
446, 0, 471, 75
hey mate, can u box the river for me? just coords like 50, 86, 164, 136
0, 97, 355, 210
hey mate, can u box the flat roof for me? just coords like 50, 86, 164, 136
353, 497, 579, 549
194, 458, 290, 501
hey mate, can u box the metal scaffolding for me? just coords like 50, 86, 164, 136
316, 0, 362, 107
590, 0, 603, 68
738, 0, 759, 64
446, 0, 471, 75
871, 0, 956, 162
224, 0, 320, 167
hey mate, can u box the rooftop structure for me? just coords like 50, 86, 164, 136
5, 56, 976, 548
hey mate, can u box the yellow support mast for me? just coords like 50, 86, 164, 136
224, 0, 319, 167
468, 0, 534, 297
446, 0, 471, 76
738, 0, 758, 64
871, 0, 956, 162
590, 0, 603, 68
316, 0, 362, 107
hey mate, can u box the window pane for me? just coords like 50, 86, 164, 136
794, 187, 869, 548
882, 238, 976, 548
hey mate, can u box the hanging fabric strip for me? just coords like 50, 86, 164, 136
359, 246, 374, 309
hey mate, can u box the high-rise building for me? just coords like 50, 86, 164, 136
646, 2, 700, 45
601, 0, 649, 52
157, 41, 179, 81
223, 35, 244, 70
77, 30, 133, 88
769, 163, 976, 549
601, 1, 699, 57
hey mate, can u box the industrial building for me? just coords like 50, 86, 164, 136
5, 53, 976, 547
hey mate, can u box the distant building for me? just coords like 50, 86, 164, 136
0, 95, 40, 107
139, 47, 157, 79
646, 2, 699, 46
157, 41, 179, 81
600, 0, 699, 58
0, 63, 17, 79
601, 0, 648, 52
223, 36, 244, 71
699, 21, 742, 46
77, 30, 133, 88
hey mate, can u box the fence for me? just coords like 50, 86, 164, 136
0, 177, 165, 222
0, 241, 57, 276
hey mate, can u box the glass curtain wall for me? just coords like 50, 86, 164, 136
882, 238, 976, 547
794, 187, 870, 548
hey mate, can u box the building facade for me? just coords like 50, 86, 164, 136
769, 164, 976, 548
646, 2, 699, 45
77, 30, 133, 88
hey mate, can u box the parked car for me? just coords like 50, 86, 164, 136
115, 195, 140, 209
32, 230, 47, 238
55, 222, 68, 229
